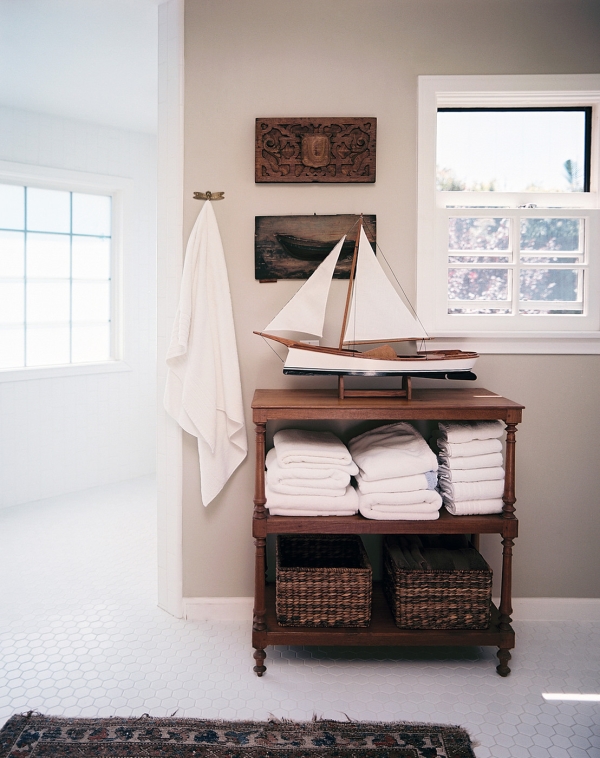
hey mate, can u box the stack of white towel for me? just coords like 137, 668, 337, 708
349, 423, 442, 520
434, 421, 505, 515
265, 429, 359, 516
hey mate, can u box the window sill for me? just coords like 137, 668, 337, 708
428, 332, 600, 355
0, 360, 132, 383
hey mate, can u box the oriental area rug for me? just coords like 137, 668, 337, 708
0, 714, 476, 758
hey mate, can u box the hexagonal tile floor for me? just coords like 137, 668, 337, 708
0, 477, 598, 757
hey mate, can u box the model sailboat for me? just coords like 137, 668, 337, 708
255, 218, 478, 381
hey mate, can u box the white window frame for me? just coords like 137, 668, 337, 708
0, 160, 133, 381
417, 74, 600, 354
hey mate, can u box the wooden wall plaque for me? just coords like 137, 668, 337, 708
255, 118, 376, 183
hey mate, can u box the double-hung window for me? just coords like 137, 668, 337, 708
0, 162, 127, 375
417, 75, 600, 353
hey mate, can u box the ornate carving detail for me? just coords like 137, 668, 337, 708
256, 118, 376, 183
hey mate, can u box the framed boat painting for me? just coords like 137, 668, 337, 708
255, 214, 376, 280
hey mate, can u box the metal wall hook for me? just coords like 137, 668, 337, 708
193, 191, 225, 201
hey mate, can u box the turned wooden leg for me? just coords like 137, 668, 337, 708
253, 648, 267, 676
499, 536, 514, 631
496, 648, 511, 677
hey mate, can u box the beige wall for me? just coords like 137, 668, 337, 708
182, 0, 600, 599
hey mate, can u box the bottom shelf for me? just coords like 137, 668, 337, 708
253, 583, 515, 649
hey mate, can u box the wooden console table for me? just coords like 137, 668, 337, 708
251, 388, 524, 677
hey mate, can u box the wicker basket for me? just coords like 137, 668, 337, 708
383, 535, 492, 630
276, 534, 372, 627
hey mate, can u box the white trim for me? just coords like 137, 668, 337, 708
156, 0, 185, 619
417, 74, 600, 352
0, 360, 131, 383
508, 597, 600, 621
183, 597, 254, 622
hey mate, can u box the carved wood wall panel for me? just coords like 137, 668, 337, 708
255, 118, 376, 183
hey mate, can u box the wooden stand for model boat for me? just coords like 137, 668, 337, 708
337, 374, 411, 400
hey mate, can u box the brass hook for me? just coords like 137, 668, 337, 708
193, 191, 225, 200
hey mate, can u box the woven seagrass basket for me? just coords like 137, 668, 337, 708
383, 535, 492, 630
276, 534, 372, 627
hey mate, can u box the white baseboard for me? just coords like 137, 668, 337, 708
183, 596, 600, 623
183, 597, 254, 621
508, 597, 600, 621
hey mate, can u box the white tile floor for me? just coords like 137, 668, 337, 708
0, 476, 599, 757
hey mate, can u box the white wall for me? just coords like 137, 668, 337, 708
0, 105, 157, 508
180, 0, 600, 600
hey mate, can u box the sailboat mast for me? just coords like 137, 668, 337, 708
338, 215, 362, 350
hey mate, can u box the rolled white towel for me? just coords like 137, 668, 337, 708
273, 429, 353, 467
355, 470, 437, 494
438, 464, 504, 483
438, 420, 504, 443
437, 437, 502, 458
265, 483, 358, 513
444, 499, 504, 515
439, 452, 504, 470
349, 422, 438, 481
269, 508, 358, 517
265, 448, 353, 484
439, 478, 504, 502
358, 489, 443, 509
359, 503, 440, 521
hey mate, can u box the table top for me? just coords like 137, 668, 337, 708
252, 388, 524, 423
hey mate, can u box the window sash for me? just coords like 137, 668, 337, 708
0, 185, 113, 368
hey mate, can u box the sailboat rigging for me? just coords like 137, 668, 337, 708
254, 216, 478, 380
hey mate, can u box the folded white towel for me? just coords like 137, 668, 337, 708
358, 489, 443, 508
444, 499, 504, 515
438, 421, 504, 443
438, 452, 504, 470
265, 483, 358, 512
438, 465, 504, 483
436, 437, 502, 458
355, 470, 437, 494
273, 429, 353, 467
359, 504, 440, 521
370, 503, 440, 514
265, 449, 353, 486
349, 423, 438, 481
268, 508, 357, 516
439, 478, 505, 502
267, 476, 347, 498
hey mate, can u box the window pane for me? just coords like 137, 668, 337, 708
26, 233, 70, 279
448, 268, 510, 301
26, 325, 70, 366
72, 281, 110, 322
449, 307, 512, 315
449, 218, 510, 251
26, 281, 70, 323
0, 282, 24, 323
72, 324, 110, 363
72, 193, 111, 236
26, 187, 71, 233
0, 184, 25, 230
437, 109, 587, 192
520, 269, 580, 302
72, 236, 110, 279
520, 218, 582, 264
0, 326, 25, 367
0, 231, 25, 277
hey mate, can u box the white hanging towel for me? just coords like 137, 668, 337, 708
164, 201, 247, 505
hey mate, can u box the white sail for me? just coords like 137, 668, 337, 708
343, 227, 428, 344
264, 236, 345, 338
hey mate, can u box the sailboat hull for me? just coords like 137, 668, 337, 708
283, 346, 478, 376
